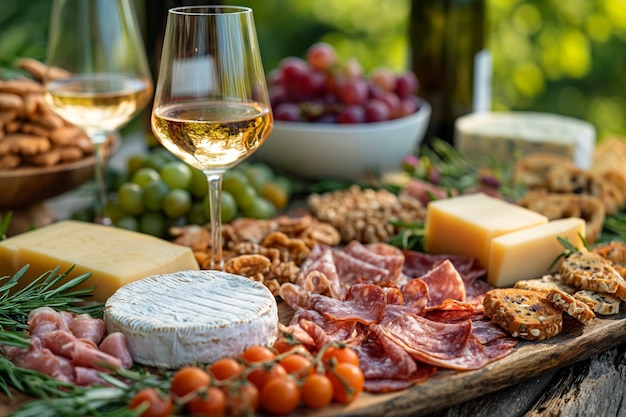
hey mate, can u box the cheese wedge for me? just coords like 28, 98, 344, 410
488, 218, 586, 287
424, 193, 548, 268
0, 220, 199, 302
104, 270, 279, 368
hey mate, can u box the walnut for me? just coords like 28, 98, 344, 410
262, 231, 310, 265
264, 279, 281, 296
268, 260, 300, 284
224, 254, 271, 280
307, 185, 426, 243
171, 225, 210, 251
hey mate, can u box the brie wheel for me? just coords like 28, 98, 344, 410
104, 270, 279, 368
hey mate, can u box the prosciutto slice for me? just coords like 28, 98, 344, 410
27, 307, 69, 339
69, 314, 106, 345
99, 332, 133, 369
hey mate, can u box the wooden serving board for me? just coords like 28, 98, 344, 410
3, 308, 626, 416
278, 305, 626, 417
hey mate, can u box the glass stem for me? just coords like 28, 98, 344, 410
91, 132, 111, 225
206, 172, 224, 270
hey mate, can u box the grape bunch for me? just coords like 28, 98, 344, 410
268, 42, 421, 124
75, 148, 293, 238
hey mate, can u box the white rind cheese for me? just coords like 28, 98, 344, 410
455, 111, 596, 169
104, 270, 279, 369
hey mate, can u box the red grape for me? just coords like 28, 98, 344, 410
306, 42, 337, 71
335, 77, 368, 105
337, 105, 365, 124
279, 57, 308, 87
274, 102, 302, 121
394, 70, 419, 99
365, 99, 391, 122
369, 67, 396, 92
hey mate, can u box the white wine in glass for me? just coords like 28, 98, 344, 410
152, 6, 273, 270
44, 0, 153, 225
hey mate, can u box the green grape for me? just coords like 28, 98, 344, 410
222, 169, 249, 196
160, 161, 192, 189
241, 196, 277, 220
202, 190, 238, 223
233, 183, 257, 210
126, 153, 149, 177
187, 201, 207, 225
103, 200, 125, 224
163, 188, 192, 218
116, 216, 139, 232
188, 167, 208, 199
146, 147, 177, 171
241, 163, 275, 193
132, 167, 161, 189
260, 181, 288, 210
139, 211, 166, 237
117, 182, 145, 216
143, 179, 170, 211
273, 175, 294, 197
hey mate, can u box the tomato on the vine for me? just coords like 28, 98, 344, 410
226, 382, 260, 416
272, 336, 309, 355
247, 363, 288, 391
128, 388, 174, 417
186, 386, 226, 417
170, 366, 211, 398
301, 373, 333, 409
279, 353, 313, 377
241, 345, 276, 363
322, 346, 360, 367
259, 375, 300, 415
327, 362, 365, 404
209, 357, 243, 381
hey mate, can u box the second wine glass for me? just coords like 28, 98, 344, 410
44, 0, 153, 225
151, 6, 273, 270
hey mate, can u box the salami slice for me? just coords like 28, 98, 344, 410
419, 260, 466, 307
364, 363, 438, 393
290, 309, 362, 344
355, 324, 417, 380
400, 278, 430, 311
297, 248, 342, 299
343, 241, 404, 282
380, 313, 472, 365
333, 250, 390, 285
311, 284, 386, 325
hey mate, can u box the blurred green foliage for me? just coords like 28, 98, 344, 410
1, 0, 624, 140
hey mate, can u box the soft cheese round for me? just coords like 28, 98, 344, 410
104, 270, 279, 368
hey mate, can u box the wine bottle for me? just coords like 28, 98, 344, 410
409, 0, 491, 145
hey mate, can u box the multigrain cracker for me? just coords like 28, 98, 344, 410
545, 288, 595, 325
560, 251, 623, 294
573, 290, 621, 316
514, 274, 577, 294
483, 288, 563, 341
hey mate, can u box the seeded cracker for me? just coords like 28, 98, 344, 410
560, 251, 623, 294
514, 274, 576, 294
573, 290, 621, 315
483, 288, 563, 341
545, 288, 595, 325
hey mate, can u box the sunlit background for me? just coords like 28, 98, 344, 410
1, 0, 624, 141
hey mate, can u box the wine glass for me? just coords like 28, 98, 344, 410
44, 0, 153, 225
151, 6, 273, 270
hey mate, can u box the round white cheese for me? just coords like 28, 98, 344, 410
103, 270, 279, 369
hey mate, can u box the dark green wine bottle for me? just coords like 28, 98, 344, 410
409, 0, 491, 145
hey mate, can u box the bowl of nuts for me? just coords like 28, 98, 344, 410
254, 43, 431, 181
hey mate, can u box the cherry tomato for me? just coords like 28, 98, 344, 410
260, 376, 300, 415
327, 362, 364, 404
170, 366, 211, 398
272, 336, 310, 355
226, 382, 260, 416
129, 388, 174, 417
278, 353, 313, 377
241, 345, 276, 363
247, 363, 288, 391
186, 386, 226, 417
301, 373, 333, 409
209, 357, 243, 381
322, 346, 359, 367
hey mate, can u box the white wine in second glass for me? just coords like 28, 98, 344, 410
152, 6, 273, 270
44, 0, 153, 225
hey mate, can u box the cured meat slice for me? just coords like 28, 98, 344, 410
290, 309, 361, 344
69, 314, 106, 345
424, 300, 483, 323
71, 339, 122, 371
471, 319, 515, 345
364, 368, 437, 394
343, 241, 404, 283
278, 282, 310, 311
383, 286, 404, 305
380, 313, 473, 366
311, 284, 386, 325
298, 319, 334, 351
99, 332, 133, 369
355, 324, 417, 380
75, 366, 107, 386
419, 260, 466, 307
42, 329, 77, 358
27, 307, 69, 339
277, 322, 315, 348
297, 248, 342, 299
400, 278, 429, 311
333, 250, 390, 285
6, 337, 75, 382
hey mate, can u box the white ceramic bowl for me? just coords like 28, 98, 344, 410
254, 99, 431, 181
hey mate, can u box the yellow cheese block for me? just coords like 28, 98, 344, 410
0, 220, 199, 302
488, 217, 586, 287
424, 193, 548, 268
